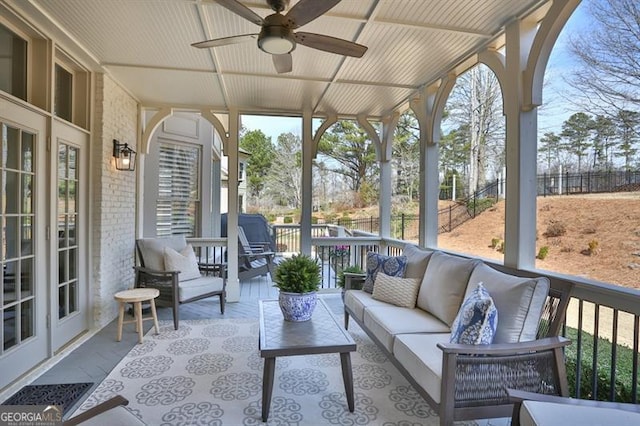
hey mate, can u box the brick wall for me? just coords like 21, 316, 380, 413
91, 74, 139, 327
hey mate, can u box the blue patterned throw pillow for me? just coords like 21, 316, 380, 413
450, 283, 498, 345
362, 252, 408, 294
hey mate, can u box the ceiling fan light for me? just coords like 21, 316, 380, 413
259, 35, 294, 54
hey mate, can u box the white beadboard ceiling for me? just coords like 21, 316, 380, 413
18, 0, 546, 118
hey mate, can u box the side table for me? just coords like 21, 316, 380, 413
114, 288, 160, 344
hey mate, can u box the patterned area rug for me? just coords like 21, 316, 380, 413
3, 382, 92, 416
75, 318, 447, 425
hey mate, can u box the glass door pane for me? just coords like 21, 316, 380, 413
57, 144, 79, 319
1, 124, 36, 353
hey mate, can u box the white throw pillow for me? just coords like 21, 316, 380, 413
372, 273, 421, 308
163, 244, 201, 281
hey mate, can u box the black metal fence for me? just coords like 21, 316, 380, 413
538, 170, 640, 196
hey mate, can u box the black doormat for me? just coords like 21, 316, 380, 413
2, 382, 93, 416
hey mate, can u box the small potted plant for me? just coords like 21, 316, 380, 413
273, 253, 321, 321
337, 265, 365, 300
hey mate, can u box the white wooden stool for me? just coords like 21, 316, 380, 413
114, 288, 160, 344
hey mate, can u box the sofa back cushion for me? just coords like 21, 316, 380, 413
402, 244, 435, 279
416, 251, 480, 326
466, 263, 550, 343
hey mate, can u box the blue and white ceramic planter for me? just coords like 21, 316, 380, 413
278, 291, 318, 322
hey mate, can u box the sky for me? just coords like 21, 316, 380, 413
240, 3, 591, 142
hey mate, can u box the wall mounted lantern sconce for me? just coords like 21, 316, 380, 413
113, 139, 136, 171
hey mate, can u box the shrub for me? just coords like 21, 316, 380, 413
466, 197, 496, 214
283, 216, 294, 224
490, 238, 502, 249
564, 327, 635, 402
537, 246, 549, 260
545, 220, 567, 237
588, 239, 600, 255
337, 265, 364, 289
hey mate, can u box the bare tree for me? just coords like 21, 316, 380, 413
445, 64, 505, 193
567, 0, 640, 113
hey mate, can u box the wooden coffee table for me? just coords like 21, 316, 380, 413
258, 298, 357, 422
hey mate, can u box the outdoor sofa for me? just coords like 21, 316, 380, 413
344, 244, 572, 426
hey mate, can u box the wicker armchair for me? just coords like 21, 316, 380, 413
436, 285, 572, 425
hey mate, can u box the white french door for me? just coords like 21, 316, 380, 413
0, 100, 48, 390
50, 123, 88, 353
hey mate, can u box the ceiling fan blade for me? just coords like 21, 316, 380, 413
285, 0, 341, 28
272, 53, 292, 73
191, 34, 257, 49
294, 32, 367, 57
212, 0, 264, 26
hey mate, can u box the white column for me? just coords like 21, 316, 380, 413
378, 114, 399, 239
225, 108, 240, 301
300, 110, 314, 255
503, 20, 538, 269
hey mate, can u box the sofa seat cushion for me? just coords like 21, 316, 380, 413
344, 289, 390, 322
179, 276, 224, 301
393, 333, 451, 404
363, 306, 450, 352
466, 263, 550, 343
521, 400, 640, 426
416, 252, 480, 326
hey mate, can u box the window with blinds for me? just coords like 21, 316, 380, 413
156, 142, 200, 236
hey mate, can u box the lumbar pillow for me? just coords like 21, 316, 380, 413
450, 283, 498, 345
362, 252, 408, 294
163, 244, 201, 281
372, 273, 421, 308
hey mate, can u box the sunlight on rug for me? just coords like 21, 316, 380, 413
74, 318, 455, 425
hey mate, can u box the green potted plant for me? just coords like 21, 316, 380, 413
273, 253, 321, 321
337, 265, 365, 300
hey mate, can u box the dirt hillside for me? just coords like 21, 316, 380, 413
438, 193, 640, 289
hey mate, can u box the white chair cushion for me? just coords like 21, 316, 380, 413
466, 263, 549, 343
344, 289, 391, 323
416, 252, 480, 326
178, 276, 224, 301
372, 273, 421, 308
363, 306, 450, 352
137, 236, 187, 271
392, 333, 451, 404
402, 244, 435, 279
163, 244, 202, 281
521, 400, 640, 426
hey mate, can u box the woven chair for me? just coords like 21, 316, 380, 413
135, 236, 226, 330
436, 285, 573, 425
237, 226, 275, 280
64, 395, 145, 425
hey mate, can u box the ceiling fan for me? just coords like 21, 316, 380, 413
192, 0, 368, 74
